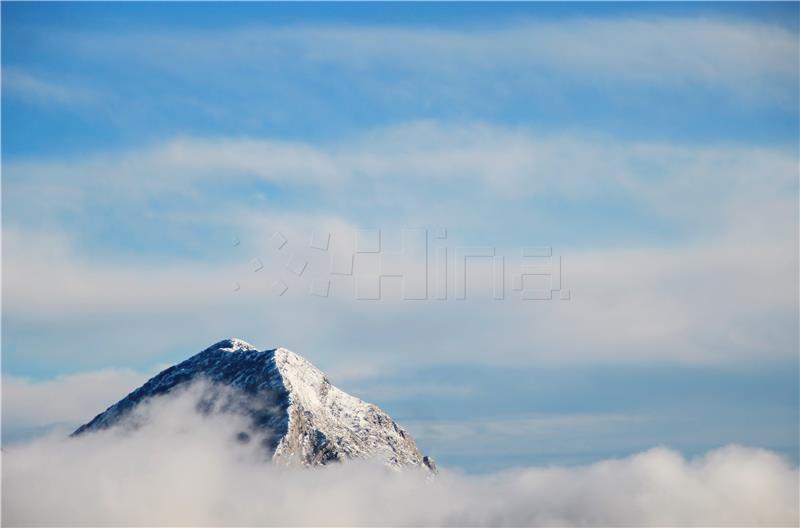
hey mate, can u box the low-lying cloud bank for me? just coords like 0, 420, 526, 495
2, 384, 797, 527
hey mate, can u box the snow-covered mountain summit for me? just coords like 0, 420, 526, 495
73, 339, 437, 472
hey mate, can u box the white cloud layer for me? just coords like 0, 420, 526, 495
2, 124, 796, 370
2, 383, 797, 526
3, 209, 796, 367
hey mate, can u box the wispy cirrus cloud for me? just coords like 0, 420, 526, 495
4, 123, 796, 238
2, 68, 98, 107
60, 18, 797, 104
5, 14, 794, 150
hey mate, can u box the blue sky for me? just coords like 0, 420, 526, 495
4, 1, 798, 158
2, 2, 798, 472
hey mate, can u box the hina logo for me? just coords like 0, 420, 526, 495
233, 228, 570, 301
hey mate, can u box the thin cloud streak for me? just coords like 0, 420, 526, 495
4, 123, 796, 236
1, 68, 99, 107
57, 18, 798, 106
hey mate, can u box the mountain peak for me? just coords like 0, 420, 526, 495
73, 340, 436, 473
205, 338, 257, 353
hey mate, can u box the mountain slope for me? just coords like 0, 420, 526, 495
73, 339, 436, 472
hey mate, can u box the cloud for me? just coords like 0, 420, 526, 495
59, 17, 798, 107
2, 124, 796, 371
1, 68, 99, 107
2, 383, 797, 526
0, 226, 245, 321
1, 369, 146, 436
2, 211, 796, 370
406, 413, 646, 446
5, 123, 796, 234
